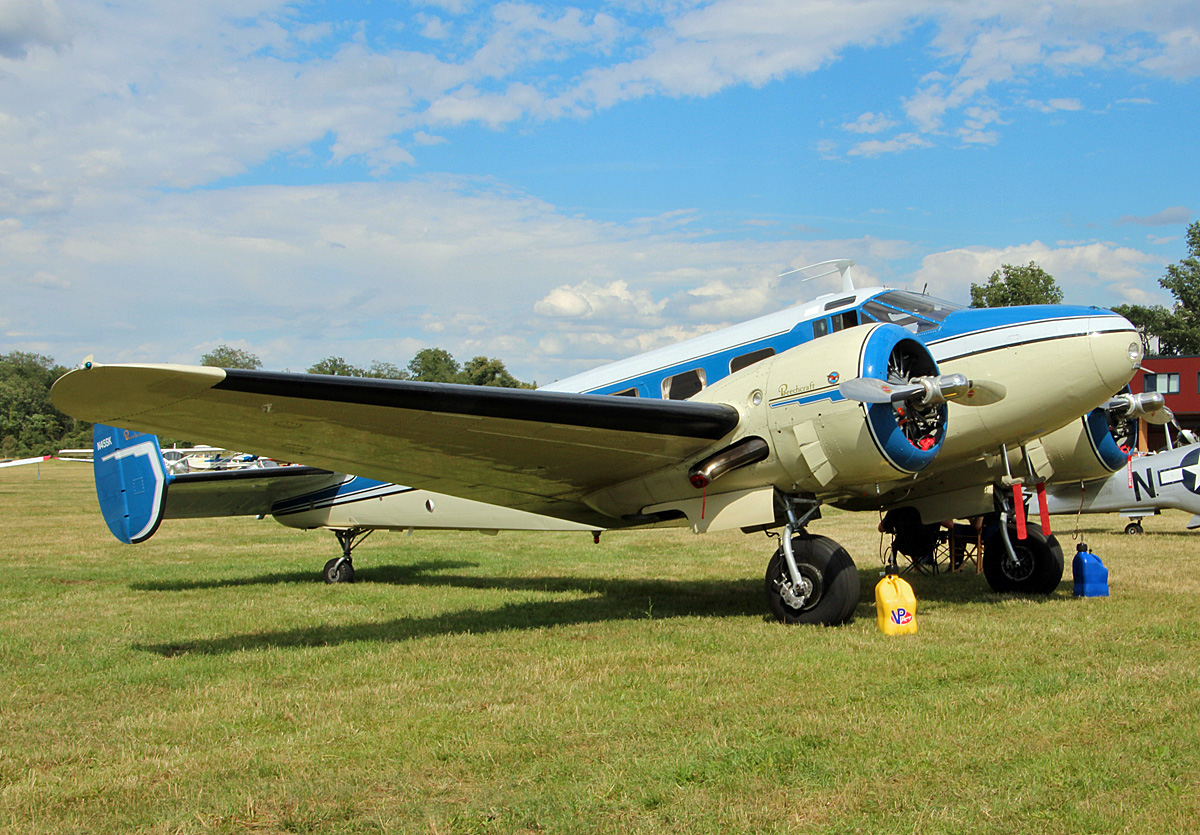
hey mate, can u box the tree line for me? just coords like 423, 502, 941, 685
201, 346, 534, 388
1, 348, 533, 459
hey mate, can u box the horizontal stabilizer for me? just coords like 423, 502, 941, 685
165, 466, 343, 519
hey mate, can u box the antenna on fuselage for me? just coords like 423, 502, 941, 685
778, 259, 857, 294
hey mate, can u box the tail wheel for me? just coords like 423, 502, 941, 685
765, 534, 860, 625
323, 557, 355, 584
982, 526, 1063, 594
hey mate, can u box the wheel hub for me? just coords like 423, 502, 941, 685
779, 575, 814, 609
1002, 546, 1035, 582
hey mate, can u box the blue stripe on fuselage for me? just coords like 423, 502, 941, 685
575, 294, 1119, 404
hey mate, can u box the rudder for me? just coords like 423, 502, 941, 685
93, 425, 173, 543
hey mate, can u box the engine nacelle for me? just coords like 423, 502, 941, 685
1038, 406, 1133, 483
585, 324, 948, 529
757, 323, 944, 489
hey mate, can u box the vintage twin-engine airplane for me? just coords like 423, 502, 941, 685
52, 261, 1145, 624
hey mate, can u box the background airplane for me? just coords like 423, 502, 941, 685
1035, 432, 1200, 535
54, 261, 1143, 624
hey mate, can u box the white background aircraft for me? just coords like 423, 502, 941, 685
53, 262, 1143, 624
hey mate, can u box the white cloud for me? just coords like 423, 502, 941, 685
842, 112, 898, 134
847, 132, 932, 157
534, 280, 665, 322
913, 240, 1166, 308
0, 0, 69, 59
1117, 206, 1193, 226
1026, 97, 1084, 112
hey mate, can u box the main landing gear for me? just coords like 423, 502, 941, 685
763, 498, 860, 625
979, 510, 1064, 595
323, 527, 373, 584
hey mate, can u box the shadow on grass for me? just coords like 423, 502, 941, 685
130, 560, 480, 591
136, 567, 765, 656
133, 558, 1057, 657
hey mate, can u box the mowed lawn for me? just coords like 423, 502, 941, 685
3, 461, 1200, 834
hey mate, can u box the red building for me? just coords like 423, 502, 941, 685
1127, 355, 1200, 449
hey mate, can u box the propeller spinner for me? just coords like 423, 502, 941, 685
1104, 391, 1174, 425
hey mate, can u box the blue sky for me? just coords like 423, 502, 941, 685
2, 0, 1198, 382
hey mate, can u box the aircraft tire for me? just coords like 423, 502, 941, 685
764, 534, 860, 625
1124, 522, 1144, 535
323, 557, 355, 584
982, 526, 1063, 595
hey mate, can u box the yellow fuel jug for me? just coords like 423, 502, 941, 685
875, 573, 918, 635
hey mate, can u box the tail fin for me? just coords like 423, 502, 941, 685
93, 424, 173, 543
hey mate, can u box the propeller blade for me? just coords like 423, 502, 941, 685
1146, 405, 1175, 425
839, 377, 923, 404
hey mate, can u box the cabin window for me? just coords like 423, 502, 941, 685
609, 387, 639, 397
812, 318, 830, 338
830, 310, 858, 332
730, 347, 775, 374
1144, 372, 1179, 394
662, 368, 706, 400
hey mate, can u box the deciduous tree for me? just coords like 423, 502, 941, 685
970, 262, 1063, 308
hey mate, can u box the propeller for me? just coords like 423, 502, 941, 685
1104, 391, 1174, 425
840, 373, 1004, 407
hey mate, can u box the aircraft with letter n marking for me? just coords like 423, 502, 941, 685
52, 260, 1146, 624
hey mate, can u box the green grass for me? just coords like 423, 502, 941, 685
3, 461, 1200, 833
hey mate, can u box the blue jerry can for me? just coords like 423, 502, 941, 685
1073, 543, 1109, 598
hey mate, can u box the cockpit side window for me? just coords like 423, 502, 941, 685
861, 301, 928, 332
830, 310, 858, 332
869, 291, 962, 331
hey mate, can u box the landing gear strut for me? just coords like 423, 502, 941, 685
981, 498, 1063, 595
323, 527, 372, 584
763, 497, 859, 625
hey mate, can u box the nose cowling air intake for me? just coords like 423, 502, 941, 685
849, 324, 948, 474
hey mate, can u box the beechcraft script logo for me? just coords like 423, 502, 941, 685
890, 607, 913, 626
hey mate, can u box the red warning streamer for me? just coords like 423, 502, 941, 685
1036, 481, 1051, 536
1013, 482, 1027, 540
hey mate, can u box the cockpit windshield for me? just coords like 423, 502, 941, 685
860, 290, 963, 333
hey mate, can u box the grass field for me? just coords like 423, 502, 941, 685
3, 460, 1200, 834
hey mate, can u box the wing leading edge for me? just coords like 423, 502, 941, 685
52, 364, 741, 526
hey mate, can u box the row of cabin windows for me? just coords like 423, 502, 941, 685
610, 308, 873, 400
608, 345, 780, 400
608, 305, 896, 400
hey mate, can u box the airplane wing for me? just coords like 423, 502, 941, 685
52, 363, 740, 526
0, 455, 51, 469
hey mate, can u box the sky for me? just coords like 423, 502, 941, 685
2, 0, 1198, 383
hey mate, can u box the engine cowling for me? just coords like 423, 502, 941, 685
1039, 405, 1134, 483
756, 322, 945, 490
584, 324, 949, 528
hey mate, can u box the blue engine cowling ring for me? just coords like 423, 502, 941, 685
858, 324, 946, 475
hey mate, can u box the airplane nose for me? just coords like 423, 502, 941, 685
1089, 312, 1143, 393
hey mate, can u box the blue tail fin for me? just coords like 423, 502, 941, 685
93, 424, 174, 543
